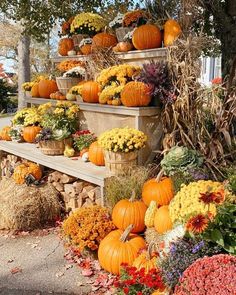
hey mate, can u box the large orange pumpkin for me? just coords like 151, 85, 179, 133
164, 19, 181, 47
133, 242, 159, 273
142, 177, 174, 207
58, 38, 74, 56
154, 205, 172, 234
112, 193, 147, 233
31, 83, 40, 97
23, 126, 42, 143
38, 79, 58, 98
92, 32, 117, 49
88, 141, 105, 166
121, 81, 151, 107
13, 162, 42, 185
98, 225, 146, 274
132, 24, 162, 50
81, 81, 100, 103
80, 44, 92, 55
0, 126, 12, 141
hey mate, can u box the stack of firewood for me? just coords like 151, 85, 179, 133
0, 154, 21, 177
47, 171, 102, 211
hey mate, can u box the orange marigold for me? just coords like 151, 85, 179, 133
186, 214, 209, 234
123, 10, 149, 27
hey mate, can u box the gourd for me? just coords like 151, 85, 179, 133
132, 24, 162, 50
58, 38, 74, 56
31, 83, 40, 97
88, 141, 105, 166
164, 19, 181, 47
38, 79, 58, 99
0, 126, 12, 141
22, 126, 42, 143
144, 201, 158, 228
13, 162, 42, 185
92, 32, 117, 49
154, 205, 172, 234
81, 81, 100, 103
133, 242, 158, 273
112, 191, 147, 233
116, 42, 133, 52
50, 91, 66, 100
80, 44, 92, 55
121, 81, 151, 107
98, 225, 146, 274
142, 177, 174, 206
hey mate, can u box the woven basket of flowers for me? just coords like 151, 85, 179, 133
72, 34, 89, 47
56, 77, 82, 95
98, 127, 147, 175
39, 138, 72, 155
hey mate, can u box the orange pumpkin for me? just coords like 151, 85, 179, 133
132, 24, 162, 50
80, 44, 92, 55
152, 290, 168, 295
88, 141, 105, 166
121, 81, 151, 107
154, 205, 173, 234
112, 192, 147, 233
98, 225, 146, 274
0, 126, 12, 141
13, 161, 42, 185
50, 91, 66, 100
23, 126, 42, 143
38, 79, 58, 99
164, 19, 182, 47
133, 242, 159, 273
31, 83, 40, 97
117, 41, 133, 52
81, 81, 100, 103
58, 38, 74, 56
142, 177, 174, 207
92, 32, 117, 49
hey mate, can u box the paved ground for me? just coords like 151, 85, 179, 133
0, 232, 90, 295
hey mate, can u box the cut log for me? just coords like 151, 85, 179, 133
72, 181, 84, 194
61, 174, 77, 184
82, 198, 93, 207
61, 192, 71, 203
50, 171, 62, 182
77, 195, 83, 209
52, 182, 64, 192
64, 184, 75, 195
82, 185, 95, 194
95, 198, 102, 206
79, 192, 89, 200
87, 190, 95, 201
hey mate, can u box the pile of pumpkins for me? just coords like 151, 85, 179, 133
98, 176, 174, 276
58, 19, 181, 56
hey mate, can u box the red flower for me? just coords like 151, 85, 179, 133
137, 292, 143, 295
123, 287, 129, 294
211, 77, 222, 84
186, 214, 209, 234
199, 190, 225, 204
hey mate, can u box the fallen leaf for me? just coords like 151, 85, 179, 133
77, 281, 85, 287
65, 264, 73, 270
55, 272, 64, 278
81, 269, 93, 277
7, 259, 14, 263
11, 267, 22, 274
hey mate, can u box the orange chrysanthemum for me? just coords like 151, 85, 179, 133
186, 214, 209, 234
199, 189, 225, 205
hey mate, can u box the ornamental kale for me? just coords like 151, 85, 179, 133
159, 237, 221, 289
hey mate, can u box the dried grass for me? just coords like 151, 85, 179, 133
162, 34, 236, 180
0, 177, 61, 231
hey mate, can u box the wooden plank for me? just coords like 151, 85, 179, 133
115, 48, 167, 60
51, 55, 90, 63
25, 98, 161, 117
0, 141, 107, 187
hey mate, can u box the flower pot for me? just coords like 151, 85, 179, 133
104, 150, 138, 175
56, 77, 82, 95
72, 34, 89, 47
115, 27, 133, 42
39, 138, 73, 156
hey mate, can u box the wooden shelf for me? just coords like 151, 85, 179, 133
25, 98, 161, 117
51, 55, 90, 63
0, 141, 107, 188
115, 47, 167, 59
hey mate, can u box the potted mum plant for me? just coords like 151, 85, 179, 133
36, 102, 79, 155
22, 82, 35, 98
73, 130, 96, 156
70, 13, 106, 47
98, 127, 147, 175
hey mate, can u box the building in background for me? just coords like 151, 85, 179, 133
200, 56, 221, 85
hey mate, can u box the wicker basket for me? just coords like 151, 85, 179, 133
104, 150, 138, 175
56, 77, 82, 95
39, 138, 72, 156
72, 34, 89, 47
115, 27, 133, 42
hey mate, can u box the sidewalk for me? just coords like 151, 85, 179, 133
0, 232, 90, 295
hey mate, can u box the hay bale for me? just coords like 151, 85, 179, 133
0, 177, 61, 231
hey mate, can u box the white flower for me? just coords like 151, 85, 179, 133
123, 29, 135, 41
79, 38, 92, 47
109, 13, 124, 28
63, 66, 86, 78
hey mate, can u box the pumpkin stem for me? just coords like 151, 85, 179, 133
120, 224, 134, 242
129, 190, 136, 202
146, 242, 157, 260
155, 169, 164, 182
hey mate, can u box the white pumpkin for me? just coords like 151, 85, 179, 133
66, 93, 76, 101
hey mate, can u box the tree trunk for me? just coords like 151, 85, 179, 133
17, 34, 30, 110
